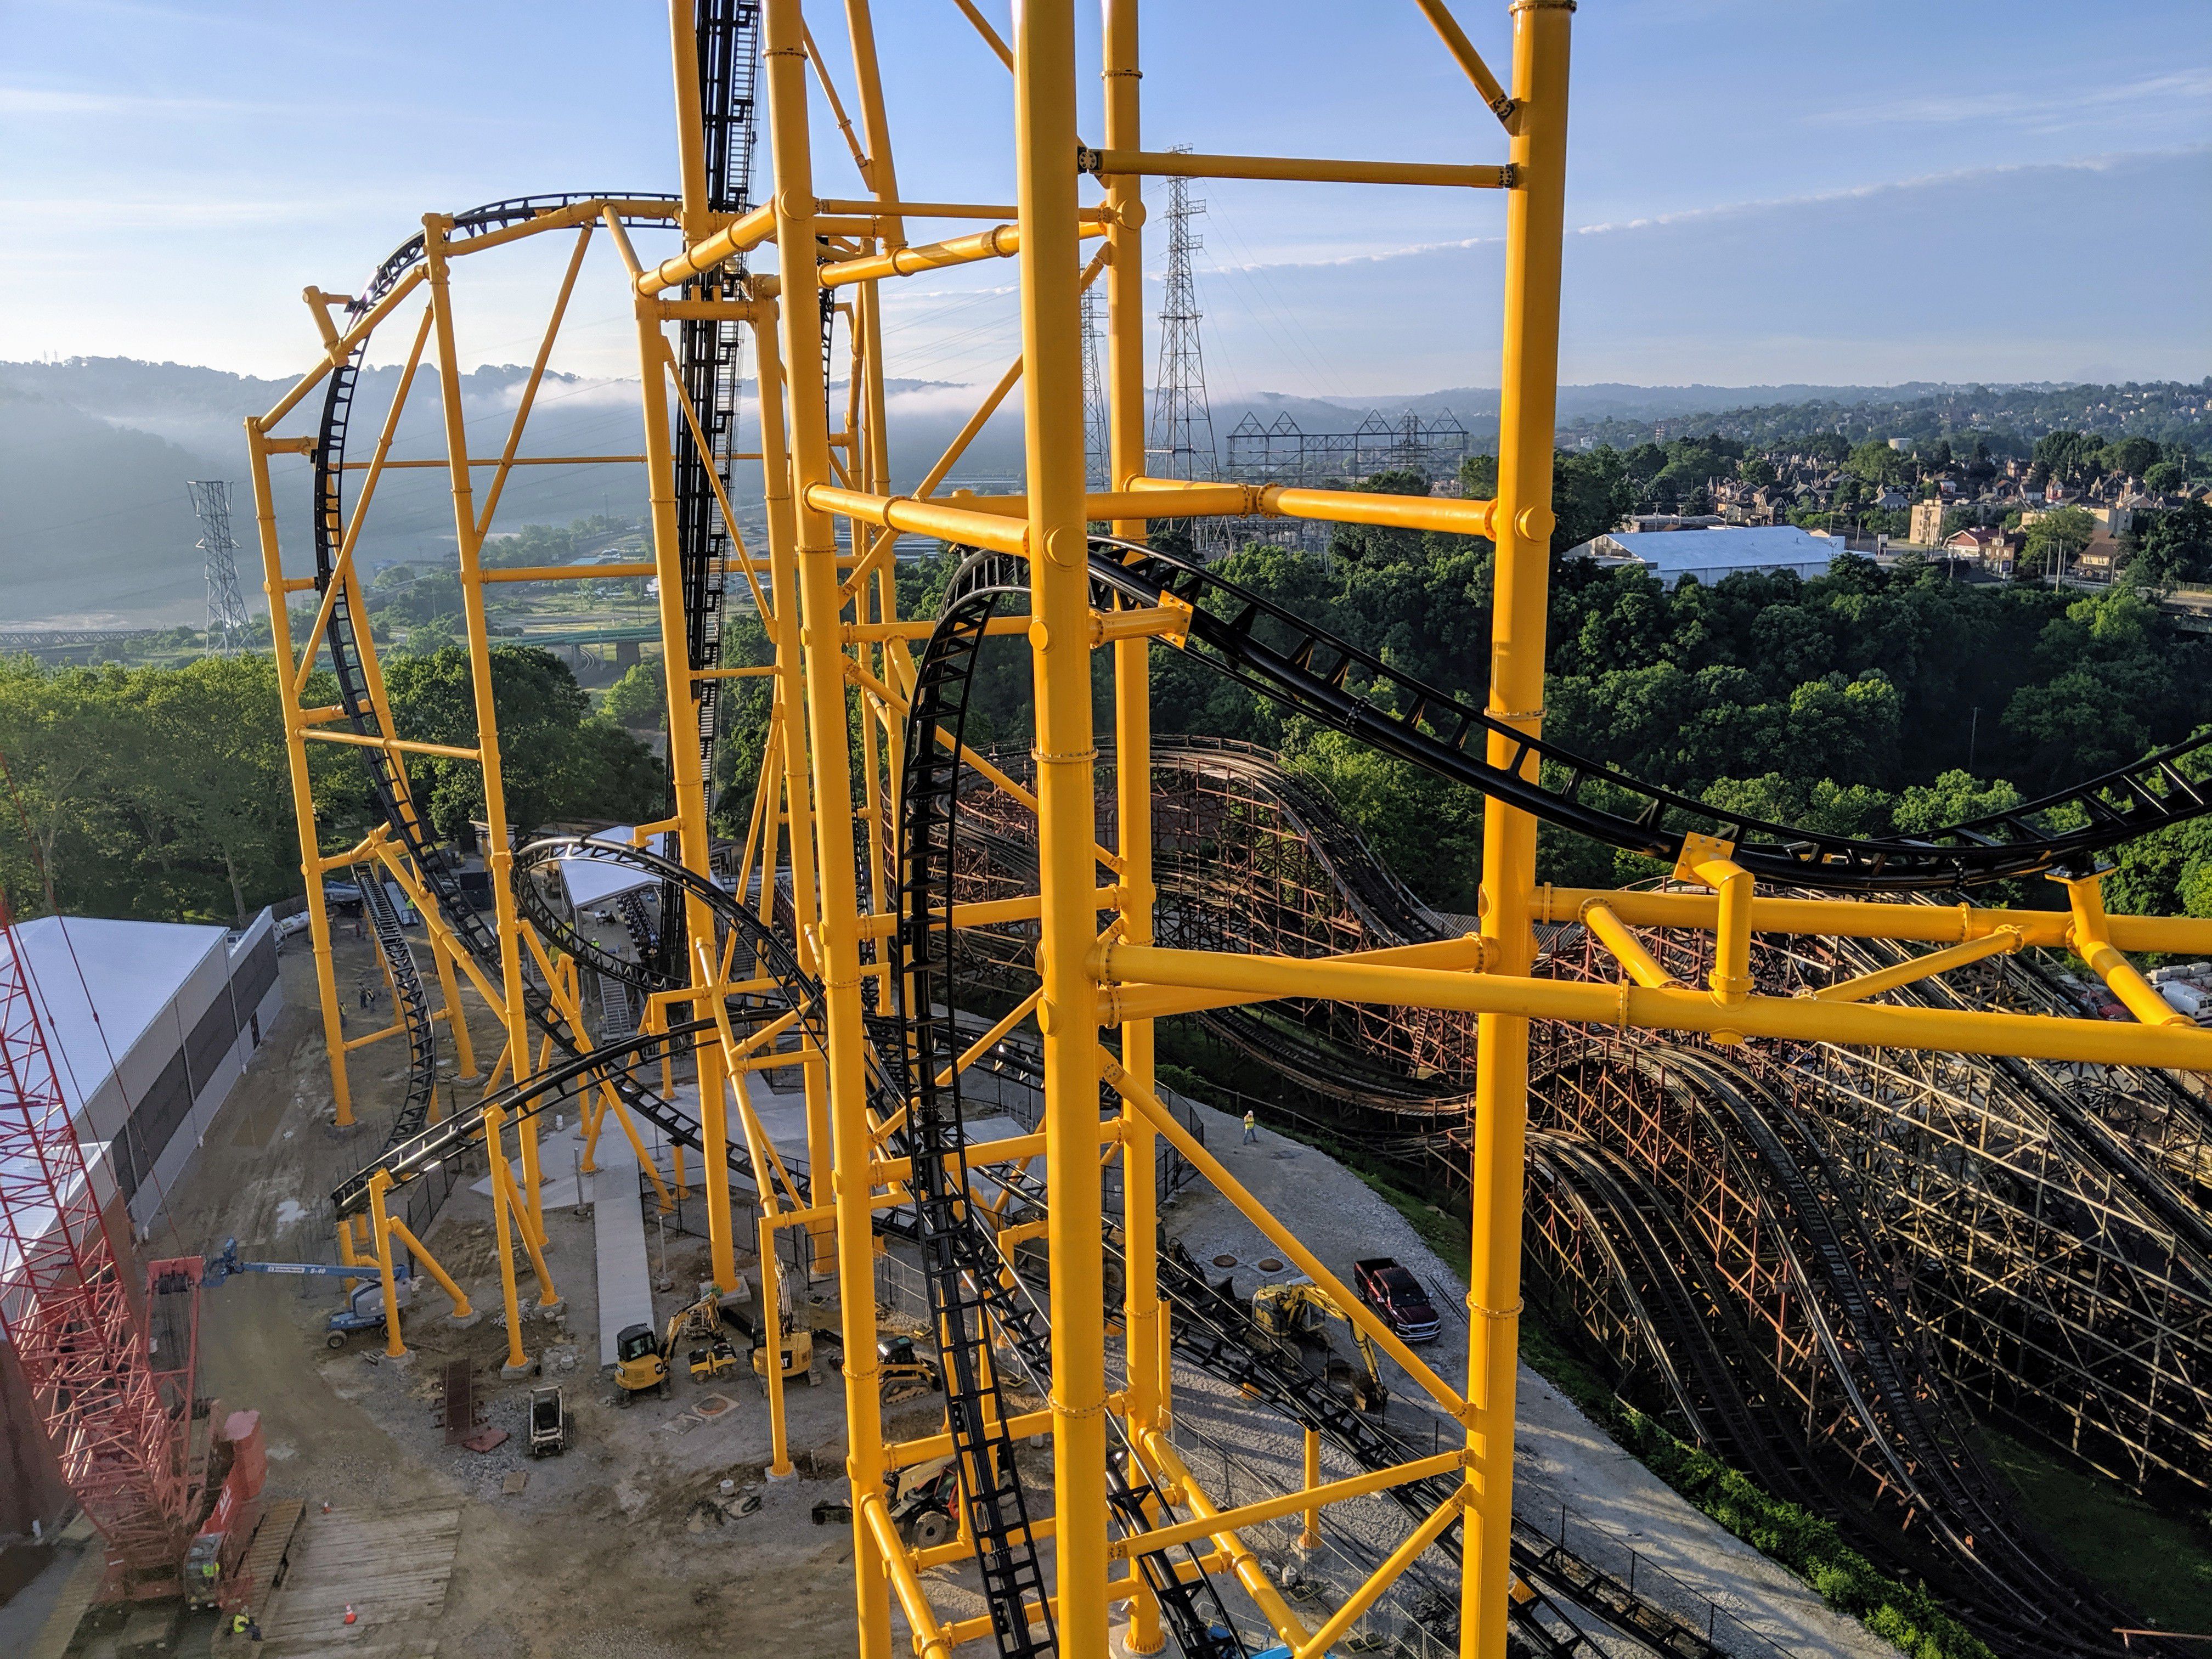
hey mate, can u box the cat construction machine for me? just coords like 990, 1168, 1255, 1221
616, 1285, 742, 1401
1252, 1278, 1389, 1414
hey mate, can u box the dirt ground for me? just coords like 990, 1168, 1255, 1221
154, 932, 867, 1659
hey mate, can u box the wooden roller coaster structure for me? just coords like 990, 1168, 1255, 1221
236, 4, 2212, 1656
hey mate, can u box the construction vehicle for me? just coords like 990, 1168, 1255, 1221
751, 1324, 818, 1387
202, 1239, 410, 1348
1353, 1256, 1442, 1344
877, 1334, 943, 1406
613, 1323, 671, 1401
1251, 1278, 1388, 1414
885, 1454, 960, 1550
528, 1386, 568, 1455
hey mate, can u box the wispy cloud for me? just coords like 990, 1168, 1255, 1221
1803, 66, 2212, 130
1204, 145, 2208, 276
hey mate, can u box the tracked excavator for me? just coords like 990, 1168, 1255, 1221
1252, 1278, 1389, 1414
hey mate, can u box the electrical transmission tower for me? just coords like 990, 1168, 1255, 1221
1148, 158, 1217, 548
188, 480, 249, 653
1080, 285, 1109, 489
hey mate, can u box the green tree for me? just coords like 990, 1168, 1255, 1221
2019, 506, 2095, 581
603, 659, 667, 729
1846, 440, 1907, 487
2132, 500, 2212, 586
1550, 445, 1635, 555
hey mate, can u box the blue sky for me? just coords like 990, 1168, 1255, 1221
3, 0, 2206, 394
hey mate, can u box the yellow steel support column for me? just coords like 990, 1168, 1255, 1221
247, 424, 354, 1130
1298, 1427, 1323, 1551
431, 936, 477, 1079
421, 219, 534, 1120
748, 301, 838, 1285
762, 4, 893, 1652
1015, 4, 1109, 1651
631, 231, 736, 1298
487, 1107, 531, 1376
1465, 5, 1572, 1655
365, 1170, 406, 1358
386, 1218, 473, 1319
1103, 3, 1161, 1650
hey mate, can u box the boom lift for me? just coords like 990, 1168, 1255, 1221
202, 1239, 411, 1349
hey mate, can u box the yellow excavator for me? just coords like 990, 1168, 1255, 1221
1251, 1278, 1389, 1414
616, 1286, 741, 1401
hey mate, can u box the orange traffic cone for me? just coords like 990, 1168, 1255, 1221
343, 1606, 357, 1626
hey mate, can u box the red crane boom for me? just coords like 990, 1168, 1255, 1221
0, 896, 196, 1594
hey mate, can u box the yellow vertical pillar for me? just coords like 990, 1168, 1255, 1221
747, 302, 838, 1284
761, 5, 892, 1654
421, 218, 535, 1132
245, 425, 354, 1130
633, 263, 735, 1297
1102, 3, 1162, 1652
1465, 6, 1572, 1657
365, 1170, 406, 1358
432, 936, 477, 1079
486, 1106, 532, 1377
1013, 4, 1109, 1653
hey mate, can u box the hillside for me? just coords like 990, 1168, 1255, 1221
4, 357, 2204, 627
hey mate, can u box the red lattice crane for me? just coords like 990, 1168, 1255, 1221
0, 894, 198, 1595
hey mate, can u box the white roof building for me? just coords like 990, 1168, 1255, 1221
1566, 526, 1843, 590
3, 911, 283, 1231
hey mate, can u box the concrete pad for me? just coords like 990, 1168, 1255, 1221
588, 1119, 655, 1368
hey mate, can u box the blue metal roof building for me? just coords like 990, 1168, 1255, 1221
1566, 525, 1842, 589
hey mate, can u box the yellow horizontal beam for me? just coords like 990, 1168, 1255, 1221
1128, 475, 1500, 538
302, 729, 479, 762
1085, 147, 1509, 190
336, 455, 646, 471
887, 1406, 1056, 1471
1109, 1448, 1468, 1560
1534, 887, 2212, 958
479, 562, 656, 584
341, 1022, 405, 1053
817, 217, 1109, 288
692, 664, 776, 681
634, 202, 777, 296
1102, 932, 1493, 1023
1100, 940, 2212, 1070
807, 486, 1029, 554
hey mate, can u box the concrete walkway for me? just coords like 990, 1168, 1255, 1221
587, 1115, 655, 1366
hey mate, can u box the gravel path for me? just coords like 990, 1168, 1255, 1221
1156, 1087, 1894, 1659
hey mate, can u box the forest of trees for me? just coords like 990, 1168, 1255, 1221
5, 443, 2209, 932
0, 647, 665, 925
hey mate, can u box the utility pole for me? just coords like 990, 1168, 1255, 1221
1080, 283, 1109, 490
1147, 153, 1217, 552
188, 480, 250, 653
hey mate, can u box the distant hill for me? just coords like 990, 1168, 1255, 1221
5, 357, 2203, 627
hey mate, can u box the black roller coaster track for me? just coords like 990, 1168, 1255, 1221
1069, 535, 2212, 891
351, 862, 439, 1153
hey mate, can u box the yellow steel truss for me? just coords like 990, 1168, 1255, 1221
241, 3, 2212, 1656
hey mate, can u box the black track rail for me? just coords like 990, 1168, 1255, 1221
352, 863, 439, 1152
1074, 536, 2212, 891
893, 558, 1060, 1658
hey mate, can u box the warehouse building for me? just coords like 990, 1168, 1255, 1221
1565, 524, 1842, 589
